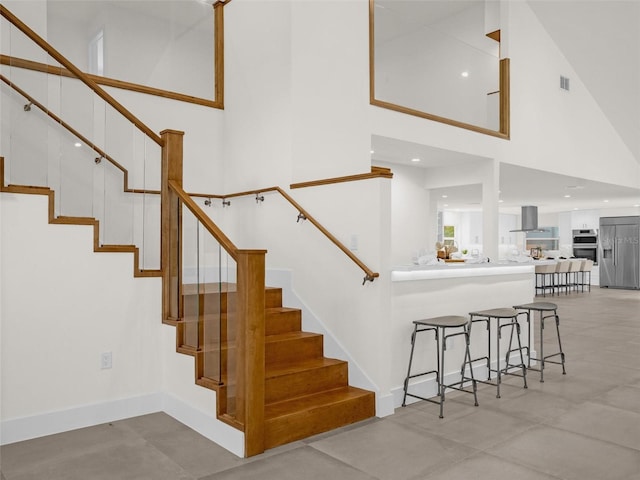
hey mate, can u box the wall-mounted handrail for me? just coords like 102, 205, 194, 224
168, 180, 238, 260
189, 186, 379, 283
0, 4, 163, 146
0, 75, 161, 196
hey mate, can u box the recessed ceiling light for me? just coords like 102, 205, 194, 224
573, 207, 579, 210
370, 150, 374, 154
634, 204, 640, 207
461, 71, 469, 77
411, 158, 420, 162
564, 194, 571, 198
443, 204, 449, 207
603, 199, 609, 203
498, 199, 504, 203
441, 195, 448, 198
74, 142, 82, 148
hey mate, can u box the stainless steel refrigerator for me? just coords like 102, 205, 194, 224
599, 216, 640, 289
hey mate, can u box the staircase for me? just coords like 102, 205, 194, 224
168, 282, 375, 450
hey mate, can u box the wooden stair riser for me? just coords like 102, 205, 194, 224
177, 307, 301, 349
186, 331, 323, 375
264, 388, 375, 449
265, 360, 348, 404
265, 308, 301, 335
266, 333, 323, 364
178, 315, 229, 350
182, 287, 283, 316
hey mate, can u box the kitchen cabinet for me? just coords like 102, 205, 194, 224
571, 210, 599, 230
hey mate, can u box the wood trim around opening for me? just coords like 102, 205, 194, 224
368, 0, 510, 139
0, 0, 226, 110
0, 4, 163, 145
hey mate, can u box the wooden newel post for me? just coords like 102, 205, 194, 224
235, 249, 267, 457
161, 129, 184, 322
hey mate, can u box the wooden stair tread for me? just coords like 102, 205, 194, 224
182, 283, 282, 295
266, 357, 345, 378
265, 386, 374, 419
178, 306, 299, 322
182, 282, 236, 295
265, 330, 318, 342
266, 306, 299, 315
264, 385, 375, 448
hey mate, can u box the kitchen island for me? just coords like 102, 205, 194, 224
390, 261, 535, 408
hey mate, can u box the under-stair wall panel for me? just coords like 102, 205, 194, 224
0, 193, 162, 442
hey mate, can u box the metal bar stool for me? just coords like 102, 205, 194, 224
568, 260, 584, 292
535, 263, 556, 297
465, 308, 528, 398
579, 259, 594, 292
402, 316, 478, 418
554, 260, 571, 295
513, 302, 566, 382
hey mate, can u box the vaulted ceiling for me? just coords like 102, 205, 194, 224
528, 0, 640, 164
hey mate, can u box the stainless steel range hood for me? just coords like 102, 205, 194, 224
510, 206, 547, 232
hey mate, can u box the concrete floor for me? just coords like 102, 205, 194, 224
2, 287, 639, 480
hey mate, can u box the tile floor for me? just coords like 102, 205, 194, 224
1, 287, 639, 479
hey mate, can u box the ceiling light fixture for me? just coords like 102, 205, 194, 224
411, 158, 420, 162
564, 194, 571, 198
74, 142, 82, 148
441, 195, 448, 198
461, 71, 469, 77
370, 150, 374, 154
603, 199, 609, 203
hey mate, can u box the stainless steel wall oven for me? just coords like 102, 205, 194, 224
572, 229, 597, 264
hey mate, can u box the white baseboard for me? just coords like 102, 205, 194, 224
0, 392, 163, 446
162, 393, 244, 457
0, 392, 245, 457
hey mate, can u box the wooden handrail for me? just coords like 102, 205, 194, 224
0, 74, 161, 195
275, 187, 379, 283
188, 186, 379, 283
0, 5, 163, 146
0, 55, 221, 109
168, 180, 238, 260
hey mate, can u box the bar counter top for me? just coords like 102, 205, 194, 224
391, 262, 534, 282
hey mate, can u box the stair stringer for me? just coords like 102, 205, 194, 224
0, 157, 161, 278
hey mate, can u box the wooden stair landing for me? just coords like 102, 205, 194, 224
172, 283, 375, 452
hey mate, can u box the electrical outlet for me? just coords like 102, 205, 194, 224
101, 352, 112, 369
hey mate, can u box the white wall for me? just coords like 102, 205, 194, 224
376, 161, 430, 266
291, 0, 372, 181
0, 193, 162, 441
